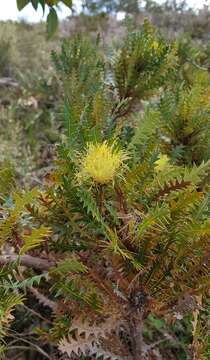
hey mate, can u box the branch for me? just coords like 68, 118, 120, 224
0, 77, 19, 88
0, 254, 54, 271
154, 180, 191, 201
187, 60, 209, 72
29, 287, 58, 311
129, 310, 146, 360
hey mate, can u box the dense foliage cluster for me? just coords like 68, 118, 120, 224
0, 16, 210, 360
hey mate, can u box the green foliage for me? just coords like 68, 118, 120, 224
113, 18, 177, 102
47, 7, 58, 38
0, 188, 48, 254
16, 0, 29, 10
0, 21, 63, 184
0, 162, 15, 199
0, 290, 23, 355
16, 0, 72, 36
0, 39, 12, 77
1, 271, 48, 292
51, 20, 177, 147
51, 35, 107, 147
158, 84, 210, 165
20, 225, 50, 254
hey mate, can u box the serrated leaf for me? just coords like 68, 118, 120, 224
16, 0, 29, 10
19, 225, 51, 255
12, 188, 39, 217
51, 258, 87, 275
47, 7, 58, 38
3, 274, 48, 292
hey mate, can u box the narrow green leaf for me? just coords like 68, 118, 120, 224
47, 7, 58, 38
45, 0, 58, 5
62, 0, 72, 7
31, 0, 39, 10
16, 0, 29, 10
39, 0, 45, 13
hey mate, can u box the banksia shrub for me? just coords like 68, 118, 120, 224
0, 20, 209, 360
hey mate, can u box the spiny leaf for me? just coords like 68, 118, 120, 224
51, 258, 87, 274
2, 274, 48, 292
13, 188, 39, 216
77, 188, 103, 223
19, 225, 51, 255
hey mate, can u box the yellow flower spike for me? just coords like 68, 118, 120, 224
155, 154, 170, 172
78, 141, 128, 185
151, 41, 159, 50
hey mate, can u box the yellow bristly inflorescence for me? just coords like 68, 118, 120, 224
154, 154, 170, 172
151, 41, 159, 50
78, 141, 128, 185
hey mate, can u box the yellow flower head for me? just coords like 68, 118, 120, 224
78, 141, 127, 185
151, 41, 159, 50
154, 154, 170, 172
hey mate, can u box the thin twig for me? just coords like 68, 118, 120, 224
188, 60, 208, 71
0, 254, 54, 271
22, 304, 53, 324
6, 334, 51, 359
147, 338, 169, 350
29, 287, 58, 311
